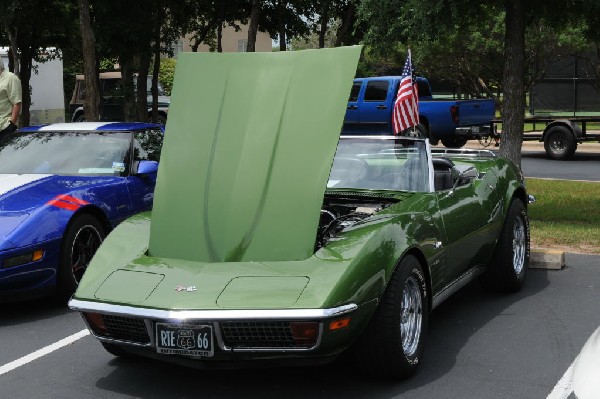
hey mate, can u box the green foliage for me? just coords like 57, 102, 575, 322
158, 58, 177, 96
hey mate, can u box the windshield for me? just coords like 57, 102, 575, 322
328, 137, 431, 192
0, 131, 132, 176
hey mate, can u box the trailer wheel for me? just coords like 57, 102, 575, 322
544, 126, 576, 160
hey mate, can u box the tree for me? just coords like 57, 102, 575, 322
77, 0, 101, 122
0, 0, 73, 127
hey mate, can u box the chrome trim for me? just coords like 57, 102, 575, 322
339, 135, 427, 142
432, 267, 485, 309
69, 299, 358, 321
431, 148, 497, 158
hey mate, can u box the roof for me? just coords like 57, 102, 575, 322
18, 122, 162, 132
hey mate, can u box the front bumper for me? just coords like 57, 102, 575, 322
69, 299, 375, 366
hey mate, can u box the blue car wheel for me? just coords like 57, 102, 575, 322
57, 213, 106, 301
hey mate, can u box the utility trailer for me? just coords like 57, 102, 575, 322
490, 116, 600, 160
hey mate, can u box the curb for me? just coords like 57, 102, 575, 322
530, 248, 565, 270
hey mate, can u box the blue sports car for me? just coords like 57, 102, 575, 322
0, 122, 163, 302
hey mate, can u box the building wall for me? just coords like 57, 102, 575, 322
180, 24, 272, 54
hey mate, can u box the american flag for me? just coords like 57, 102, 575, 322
392, 50, 419, 134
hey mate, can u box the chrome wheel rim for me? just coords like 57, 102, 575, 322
71, 225, 103, 283
512, 216, 526, 274
405, 127, 423, 138
400, 276, 423, 356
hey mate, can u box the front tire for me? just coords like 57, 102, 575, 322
480, 199, 530, 292
353, 255, 429, 379
56, 214, 106, 301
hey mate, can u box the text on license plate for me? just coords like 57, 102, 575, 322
155, 323, 214, 357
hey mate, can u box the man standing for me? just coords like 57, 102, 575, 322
0, 58, 22, 135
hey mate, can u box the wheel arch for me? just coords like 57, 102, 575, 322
64, 205, 113, 240
542, 119, 581, 141
392, 247, 432, 312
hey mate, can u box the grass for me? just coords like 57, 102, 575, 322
526, 178, 600, 254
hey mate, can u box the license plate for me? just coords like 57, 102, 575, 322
155, 323, 214, 357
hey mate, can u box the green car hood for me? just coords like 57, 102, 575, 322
149, 47, 361, 263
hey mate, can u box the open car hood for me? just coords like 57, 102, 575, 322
149, 47, 361, 263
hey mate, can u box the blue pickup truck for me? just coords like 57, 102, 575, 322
343, 76, 495, 148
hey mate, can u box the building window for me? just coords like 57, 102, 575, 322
237, 39, 247, 53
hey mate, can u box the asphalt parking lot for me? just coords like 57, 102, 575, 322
0, 253, 597, 398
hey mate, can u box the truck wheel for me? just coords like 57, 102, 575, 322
480, 199, 529, 292
544, 126, 576, 160
353, 255, 429, 379
75, 114, 86, 122
402, 123, 428, 139
441, 137, 468, 148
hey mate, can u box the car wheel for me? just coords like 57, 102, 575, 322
441, 137, 468, 148
480, 198, 529, 292
75, 114, 86, 122
353, 254, 429, 379
56, 214, 106, 300
401, 123, 428, 139
544, 126, 576, 160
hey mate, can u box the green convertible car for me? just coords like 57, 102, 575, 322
69, 47, 532, 379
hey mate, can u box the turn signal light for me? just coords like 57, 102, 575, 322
329, 318, 351, 331
289, 322, 319, 347
83, 312, 107, 335
2, 249, 45, 269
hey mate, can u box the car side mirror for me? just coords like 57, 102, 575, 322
449, 166, 478, 196
135, 160, 159, 175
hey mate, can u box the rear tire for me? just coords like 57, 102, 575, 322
353, 255, 429, 379
401, 123, 428, 139
441, 137, 468, 148
480, 199, 530, 292
544, 126, 576, 160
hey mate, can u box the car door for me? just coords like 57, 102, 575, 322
435, 166, 501, 280
125, 128, 163, 212
344, 81, 362, 132
358, 79, 393, 133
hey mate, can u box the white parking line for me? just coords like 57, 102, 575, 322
0, 329, 90, 376
547, 357, 577, 399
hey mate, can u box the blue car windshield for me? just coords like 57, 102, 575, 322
0, 131, 132, 175
328, 137, 431, 193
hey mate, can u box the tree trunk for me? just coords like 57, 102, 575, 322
18, 46, 32, 127
335, 3, 356, 47
150, 18, 162, 123
217, 24, 223, 52
278, 0, 287, 51
77, 0, 100, 121
137, 51, 151, 122
499, 0, 526, 168
247, 0, 261, 52
120, 55, 137, 122
6, 32, 19, 75
318, 3, 329, 48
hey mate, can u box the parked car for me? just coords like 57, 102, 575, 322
70, 136, 531, 379
343, 76, 496, 148
0, 122, 163, 302
69, 72, 170, 124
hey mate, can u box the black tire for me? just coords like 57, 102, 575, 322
441, 136, 468, 148
544, 126, 576, 160
353, 255, 429, 379
74, 114, 86, 122
101, 342, 130, 357
56, 214, 106, 301
480, 199, 530, 292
